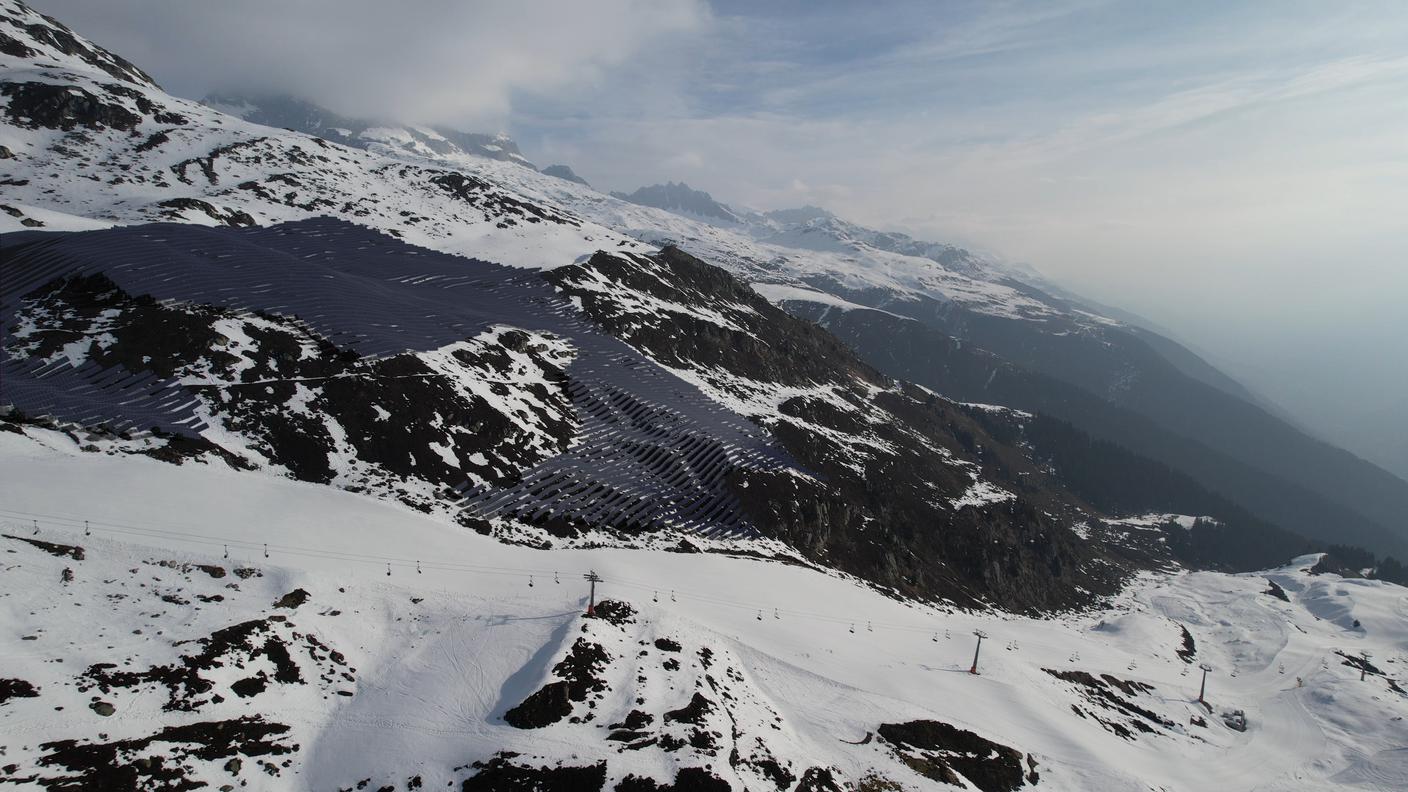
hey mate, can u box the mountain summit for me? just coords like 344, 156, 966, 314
611, 181, 744, 224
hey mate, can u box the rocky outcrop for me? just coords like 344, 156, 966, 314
547, 246, 1134, 611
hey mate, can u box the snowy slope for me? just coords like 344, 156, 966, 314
2, 429, 1406, 791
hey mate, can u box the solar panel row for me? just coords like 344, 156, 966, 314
1, 218, 793, 538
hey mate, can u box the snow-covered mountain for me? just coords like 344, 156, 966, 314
612, 182, 746, 226
203, 93, 539, 170
3, 3, 1408, 789
541, 163, 590, 187
0, 0, 1153, 613
3, 212, 1159, 612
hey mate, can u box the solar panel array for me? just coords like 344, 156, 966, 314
1, 218, 791, 537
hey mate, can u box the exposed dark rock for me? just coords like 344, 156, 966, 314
156, 197, 256, 227
615, 776, 662, 792
795, 767, 845, 792
1, 82, 141, 131
462, 754, 605, 792
592, 599, 636, 625
1333, 650, 1405, 694
795, 284, 1408, 565
273, 589, 310, 609
554, 639, 609, 701
1, 533, 85, 560
503, 681, 571, 729
664, 692, 712, 725
230, 676, 267, 698
429, 171, 577, 228
31, 716, 293, 791
878, 720, 1031, 792
737, 750, 794, 790
504, 638, 610, 729
610, 709, 654, 730
665, 768, 731, 792
1264, 579, 1289, 601
654, 638, 681, 653
79, 618, 316, 710
1043, 668, 1174, 738
0, 677, 40, 704
134, 130, 168, 152
139, 427, 256, 470
614, 767, 731, 792
89, 700, 115, 716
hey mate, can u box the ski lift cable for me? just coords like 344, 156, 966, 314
0, 506, 561, 576
5, 503, 996, 636
0, 506, 1120, 653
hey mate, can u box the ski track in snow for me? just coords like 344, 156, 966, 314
2, 430, 1406, 791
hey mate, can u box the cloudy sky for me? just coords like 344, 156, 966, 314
33, 0, 1408, 478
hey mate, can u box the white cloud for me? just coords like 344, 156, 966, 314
31, 0, 708, 127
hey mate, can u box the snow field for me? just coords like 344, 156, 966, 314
3, 429, 1406, 790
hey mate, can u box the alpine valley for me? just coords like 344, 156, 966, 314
1, 3, 1406, 791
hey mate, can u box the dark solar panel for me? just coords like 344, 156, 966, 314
1, 218, 792, 537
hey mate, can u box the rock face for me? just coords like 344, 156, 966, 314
878, 720, 1036, 792
546, 246, 1139, 610
542, 164, 590, 187
1, 81, 142, 131
0, 677, 39, 704
611, 182, 742, 225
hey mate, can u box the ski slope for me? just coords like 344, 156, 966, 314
2, 427, 1405, 791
